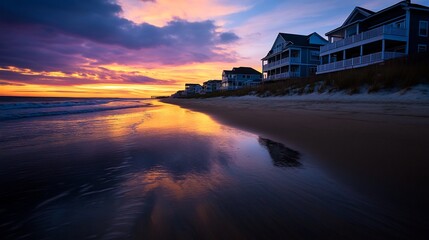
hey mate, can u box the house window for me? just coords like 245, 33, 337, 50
346, 25, 357, 37
418, 44, 427, 53
310, 51, 320, 61
419, 21, 428, 37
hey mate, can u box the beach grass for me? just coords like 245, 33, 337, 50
188, 54, 429, 98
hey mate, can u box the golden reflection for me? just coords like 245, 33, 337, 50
94, 100, 224, 140
123, 167, 228, 200
141, 101, 224, 136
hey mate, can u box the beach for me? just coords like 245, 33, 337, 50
163, 96, 429, 234
1, 97, 429, 239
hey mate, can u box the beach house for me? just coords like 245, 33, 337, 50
184, 83, 202, 96
317, 0, 429, 74
221, 67, 262, 90
261, 33, 328, 81
202, 80, 222, 93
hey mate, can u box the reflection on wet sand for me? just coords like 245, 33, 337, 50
0, 100, 410, 239
258, 137, 301, 167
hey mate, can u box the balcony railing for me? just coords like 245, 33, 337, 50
262, 57, 300, 71
317, 51, 405, 74
320, 25, 407, 53
264, 72, 300, 81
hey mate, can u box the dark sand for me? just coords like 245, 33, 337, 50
163, 97, 429, 230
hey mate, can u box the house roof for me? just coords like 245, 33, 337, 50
203, 80, 222, 84
356, 6, 375, 15
279, 33, 310, 46
326, 0, 429, 36
342, 7, 374, 26
262, 32, 327, 60
223, 67, 261, 75
279, 32, 327, 47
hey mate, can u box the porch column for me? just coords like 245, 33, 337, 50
360, 45, 363, 63
261, 61, 264, 80
328, 54, 331, 63
382, 39, 385, 60
343, 50, 346, 60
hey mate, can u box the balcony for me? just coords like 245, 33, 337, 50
320, 25, 407, 54
264, 72, 300, 81
262, 57, 300, 71
317, 51, 406, 74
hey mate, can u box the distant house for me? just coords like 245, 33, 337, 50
317, 0, 429, 74
202, 80, 222, 93
221, 67, 262, 90
171, 90, 186, 98
261, 32, 328, 81
184, 83, 202, 96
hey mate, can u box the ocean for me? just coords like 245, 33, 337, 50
0, 97, 415, 239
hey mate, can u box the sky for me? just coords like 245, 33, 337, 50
0, 0, 427, 98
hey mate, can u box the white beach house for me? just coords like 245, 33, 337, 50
317, 0, 429, 74
221, 67, 262, 90
262, 32, 328, 81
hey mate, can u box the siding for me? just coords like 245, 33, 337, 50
409, 9, 429, 55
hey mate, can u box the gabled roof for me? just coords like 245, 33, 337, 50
223, 67, 261, 75
326, 0, 429, 36
342, 7, 374, 26
279, 32, 327, 47
279, 33, 309, 46
262, 32, 327, 60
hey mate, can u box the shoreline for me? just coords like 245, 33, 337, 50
162, 96, 429, 224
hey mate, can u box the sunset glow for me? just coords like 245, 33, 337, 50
1, 0, 427, 97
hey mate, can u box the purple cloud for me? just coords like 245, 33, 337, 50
219, 32, 240, 43
0, 0, 239, 50
0, 0, 240, 85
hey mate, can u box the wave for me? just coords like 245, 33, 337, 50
0, 99, 125, 110
0, 98, 152, 121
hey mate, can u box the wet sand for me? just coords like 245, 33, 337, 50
2, 97, 429, 239
163, 97, 429, 232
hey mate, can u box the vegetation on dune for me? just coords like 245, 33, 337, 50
188, 55, 429, 98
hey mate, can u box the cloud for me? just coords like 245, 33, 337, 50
0, 0, 240, 86
0, 66, 176, 86
0, 0, 239, 50
218, 32, 240, 43
0, 81, 25, 86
